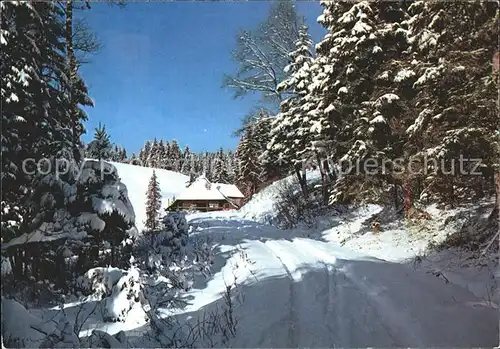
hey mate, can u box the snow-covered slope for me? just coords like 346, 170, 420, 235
238, 176, 293, 223
239, 170, 321, 223
110, 162, 189, 232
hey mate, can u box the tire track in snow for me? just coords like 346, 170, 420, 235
338, 264, 426, 346
294, 238, 424, 347
293, 239, 348, 345
262, 241, 300, 348
320, 262, 350, 346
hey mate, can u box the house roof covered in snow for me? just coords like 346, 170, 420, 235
176, 175, 244, 201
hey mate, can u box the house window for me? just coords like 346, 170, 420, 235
208, 202, 219, 208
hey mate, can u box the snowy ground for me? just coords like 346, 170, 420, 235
320, 201, 498, 301
160, 210, 498, 347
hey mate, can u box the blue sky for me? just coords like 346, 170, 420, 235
79, 2, 326, 155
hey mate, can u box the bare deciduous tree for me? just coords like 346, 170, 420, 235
73, 18, 102, 64
223, 0, 305, 107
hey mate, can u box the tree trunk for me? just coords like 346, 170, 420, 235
111, 245, 116, 267
393, 182, 399, 211
403, 180, 412, 218
66, 0, 80, 159
316, 153, 328, 205
12, 249, 22, 278
323, 158, 336, 183
301, 164, 308, 198
295, 165, 308, 198
491, 172, 500, 221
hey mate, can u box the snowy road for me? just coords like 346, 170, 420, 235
180, 212, 498, 348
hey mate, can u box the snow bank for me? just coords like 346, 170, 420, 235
320, 201, 498, 302
238, 176, 294, 224
1, 298, 56, 347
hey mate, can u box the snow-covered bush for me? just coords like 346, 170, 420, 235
133, 211, 193, 313
189, 235, 216, 278
161, 211, 189, 256
1, 297, 130, 348
135, 210, 215, 315
273, 177, 326, 229
76, 266, 144, 323
135, 211, 189, 272
102, 267, 142, 322
77, 267, 125, 299
3, 159, 138, 291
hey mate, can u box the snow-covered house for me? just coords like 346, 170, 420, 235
169, 175, 244, 211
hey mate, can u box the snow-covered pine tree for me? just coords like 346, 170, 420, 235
224, 151, 237, 183
278, 24, 315, 98
145, 171, 162, 232
194, 153, 203, 176
139, 140, 152, 165
170, 140, 182, 172
110, 145, 127, 162
156, 140, 169, 169
212, 149, 231, 184
129, 152, 139, 165
201, 152, 213, 181
87, 123, 113, 161
312, 1, 410, 205
2, 1, 92, 240
180, 145, 192, 175
110, 145, 119, 161
252, 111, 278, 182
119, 147, 127, 162
75, 160, 137, 268
152, 139, 165, 168
265, 24, 316, 197
401, 1, 498, 205
189, 153, 199, 178
236, 122, 266, 197
12, 158, 137, 284
162, 140, 171, 168
147, 138, 159, 168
